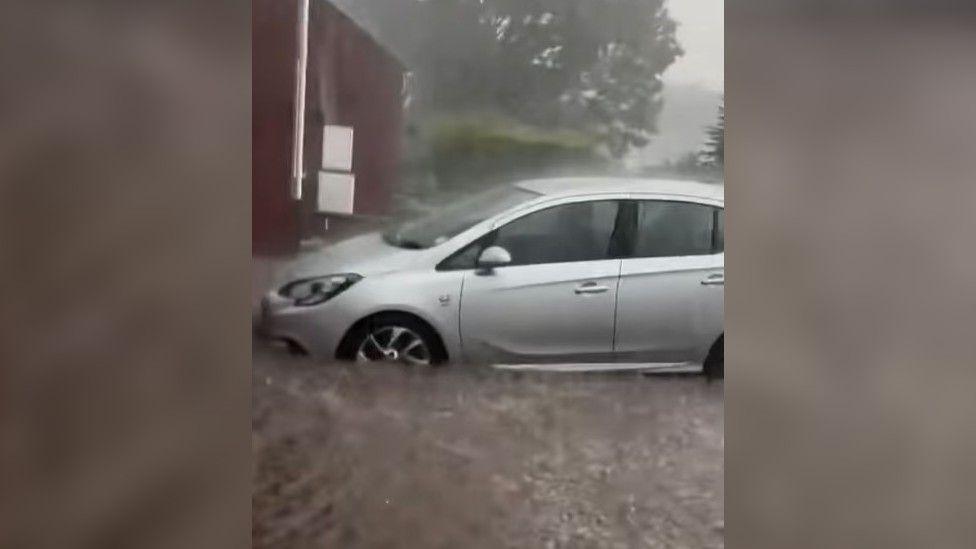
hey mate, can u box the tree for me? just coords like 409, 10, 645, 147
347, 0, 682, 158
700, 100, 724, 167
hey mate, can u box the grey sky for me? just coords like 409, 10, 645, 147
627, 0, 723, 166
663, 0, 724, 92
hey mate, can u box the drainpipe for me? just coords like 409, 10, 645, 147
291, 0, 310, 200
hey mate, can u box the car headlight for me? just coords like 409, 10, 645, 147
278, 273, 362, 306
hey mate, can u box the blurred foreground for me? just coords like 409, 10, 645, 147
253, 342, 723, 548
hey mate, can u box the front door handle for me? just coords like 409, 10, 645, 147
701, 273, 725, 286
575, 282, 609, 295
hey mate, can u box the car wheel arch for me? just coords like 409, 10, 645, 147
336, 310, 450, 362
703, 333, 724, 378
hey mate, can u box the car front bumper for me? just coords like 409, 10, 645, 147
257, 291, 346, 359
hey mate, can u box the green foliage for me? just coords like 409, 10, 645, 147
700, 100, 724, 167
352, 0, 682, 158
425, 115, 605, 189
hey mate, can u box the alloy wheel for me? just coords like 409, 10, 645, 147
355, 326, 431, 365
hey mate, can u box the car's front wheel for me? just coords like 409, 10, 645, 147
339, 313, 447, 366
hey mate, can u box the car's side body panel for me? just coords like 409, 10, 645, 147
611, 192, 724, 365
613, 254, 724, 364
458, 259, 621, 363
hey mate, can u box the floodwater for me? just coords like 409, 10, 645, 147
252, 342, 724, 548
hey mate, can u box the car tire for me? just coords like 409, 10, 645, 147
338, 313, 447, 366
703, 335, 724, 379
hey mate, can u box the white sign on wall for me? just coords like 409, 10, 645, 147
322, 125, 354, 171
317, 172, 355, 215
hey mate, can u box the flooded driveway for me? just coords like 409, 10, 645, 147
252, 343, 723, 548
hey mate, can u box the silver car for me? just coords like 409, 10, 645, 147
260, 177, 724, 376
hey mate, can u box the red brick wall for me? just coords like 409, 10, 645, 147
252, 1, 404, 254
252, 0, 300, 255
305, 1, 404, 217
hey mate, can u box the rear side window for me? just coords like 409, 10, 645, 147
632, 200, 721, 258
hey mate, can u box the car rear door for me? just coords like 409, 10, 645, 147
453, 199, 625, 363
613, 200, 724, 363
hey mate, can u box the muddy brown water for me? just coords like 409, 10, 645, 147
253, 342, 724, 548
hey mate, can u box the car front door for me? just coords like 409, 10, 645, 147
613, 200, 724, 364
450, 199, 624, 364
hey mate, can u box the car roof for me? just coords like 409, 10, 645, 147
514, 177, 724, 202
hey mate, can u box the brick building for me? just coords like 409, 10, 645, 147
253, 0, 406, 254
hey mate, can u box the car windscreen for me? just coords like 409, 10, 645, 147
383, 185, 539, 249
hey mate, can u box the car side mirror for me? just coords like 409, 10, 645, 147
476, 246, 511, 273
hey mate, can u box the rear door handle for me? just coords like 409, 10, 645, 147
701, 273, 724, 286
575, 282, 609, 294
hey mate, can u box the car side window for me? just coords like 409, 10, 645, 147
493, 200, 619, 266
632, 200, 718, 258
436, 200, 620, 270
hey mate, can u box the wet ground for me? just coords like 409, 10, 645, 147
252, 342, 724, 548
